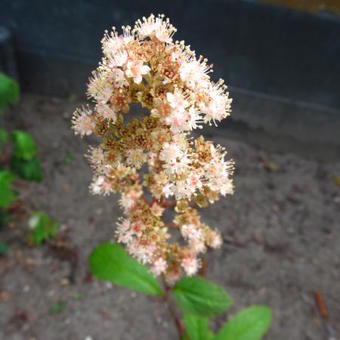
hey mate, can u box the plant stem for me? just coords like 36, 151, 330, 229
162, 277, 185, 339
199, 256, 207, 277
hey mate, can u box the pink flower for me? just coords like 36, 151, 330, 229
125, 60, 150, 84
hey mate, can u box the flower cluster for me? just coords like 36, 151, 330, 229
73, 14, 234, 282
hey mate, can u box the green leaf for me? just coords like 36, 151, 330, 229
89, 242, 162, 296
184, 314, 211, 340
0, 170, 16, 208
49, 300, 67, 315
0, 128, 8, 150
11, 130, 37, 160
0, 72, 19, 111
0, 242, 9, 256
10, 156, 42, 182
65, 153, 74, 165
173, 276, 232, 317
29, 211, 59, 246
215, 305, 272, 340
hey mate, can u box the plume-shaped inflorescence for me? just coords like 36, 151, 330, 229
73, 14, 234, 284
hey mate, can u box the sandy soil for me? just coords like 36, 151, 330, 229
1, 94, 339, 340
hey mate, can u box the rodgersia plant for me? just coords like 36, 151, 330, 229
73, 14, 271, 339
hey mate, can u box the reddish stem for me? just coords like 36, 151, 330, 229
162, 278, 185, 339
199, 256, 207, 277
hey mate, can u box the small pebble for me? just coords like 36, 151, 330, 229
23, 285, 30, 293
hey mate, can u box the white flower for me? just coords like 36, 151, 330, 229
120, 188, 142, 212
203, 82, 232, 124
187, 107, 202, 130
160, 142, 190, 175
186, 172, 202, 190
167, 90, 188, 112
207, 230, 223, 249
87, 75, 113, 104
160, 142, 183, 164
162, 183, 174, 197
102, 34, 124, 57
87, 146, 105, 170
125, 60, 150, 84
96, 103, 117, 122
90, 176, 112, 195
151, 258, 167, 276
128, 241, 155, 264
171, 155, 190, 175
179, 58, 210, 90
189, 240, 206, 254
134, 14, 176, 43
150, 203, 165, 217
181, 255, 200, 276
109, 68, 128, 87
181, 224, 202, 242
110, 49, 128, 68
126, 148, 146, 169
72, 107, 95, 137
116, 219, 134, 244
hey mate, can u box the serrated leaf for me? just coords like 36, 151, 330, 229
11, 130, 37, 160
89, 242, 162, 296
184, 314, 211, 340
173, 276, 232, 317
10, 156, 42, 182
0, 170, 16, 208
215, 305, 272, 340
29, 211, 59, 246
0, 72, 19, 111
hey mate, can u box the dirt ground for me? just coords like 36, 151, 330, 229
1, 94, 339, 340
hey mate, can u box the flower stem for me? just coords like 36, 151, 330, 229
162, 278, 185, 339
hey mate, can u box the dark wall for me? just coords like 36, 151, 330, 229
1, 0, 340, 110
